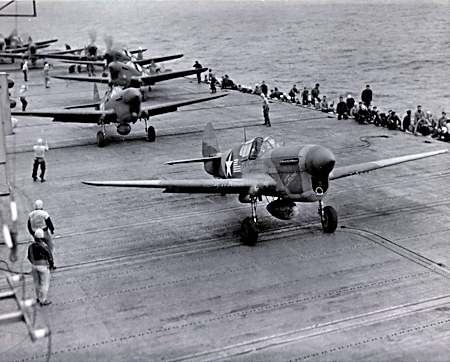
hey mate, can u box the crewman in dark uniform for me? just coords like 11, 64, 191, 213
28, 229, 54, 306
193, 61, 202, 83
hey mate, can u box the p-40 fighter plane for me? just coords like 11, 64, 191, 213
83, 123, 448, 246
11, 89, 227, 147
51, 60, 207, 90
0, 32, 58, 52
0, 36, 82, 66
57, 48, 183, 69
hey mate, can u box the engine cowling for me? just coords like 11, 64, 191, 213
266, 199, 298, 220
117, 124, 132, 135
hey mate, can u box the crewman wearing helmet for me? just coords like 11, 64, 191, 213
27, 200, 56, 262
32, 138, 49, 182
27, 228, 54, 306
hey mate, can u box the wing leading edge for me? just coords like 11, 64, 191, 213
10, 109, 115, 124
83, 175, 277, 194
329, 149, 448, 180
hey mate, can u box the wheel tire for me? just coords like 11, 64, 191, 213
241, 217, 258, 246
322, 206, 338, 233
147, 126, 156, 142
96, 131, 106, 148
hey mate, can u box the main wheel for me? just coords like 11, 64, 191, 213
96, 131, 106, 148
321, 206, 338, 233
241, 217, 258, 246
147, 126, 156, 142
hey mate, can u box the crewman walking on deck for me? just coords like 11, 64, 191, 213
32, 138, 49, 182
43, 63, 51, 88
22, 61, 28, 82
19, 85, 28, 111
28, 228, 54, 306
28, 200, 56, 260
261, 94, 271, 127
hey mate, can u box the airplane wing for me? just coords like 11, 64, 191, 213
141, 93, 228, 117
57, 54, 184, 67
34, 39, 59, 47
136, 54, 183, 66
4, 44, 50, 53
10, 109, 116, 124
139, 67, 208, 86
52, 67, 209, 85
329, 149, 448, 180
83, 175, 277, 194
0, 47, 85, 59
52, 74, 110, 84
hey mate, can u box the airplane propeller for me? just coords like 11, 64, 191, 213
305, 146, 336, 178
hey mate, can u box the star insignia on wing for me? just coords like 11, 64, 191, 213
225, 152, 233, 177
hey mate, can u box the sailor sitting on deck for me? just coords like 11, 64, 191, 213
221, 75, 237, 90
269, 87, 283, 99
319, 96, 334, 113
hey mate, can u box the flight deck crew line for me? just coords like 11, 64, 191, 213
218, 76, 449, 140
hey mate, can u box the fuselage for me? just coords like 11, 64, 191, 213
101, 87, 142, 134
212, 137, 336, 202
108, 61, 142, 87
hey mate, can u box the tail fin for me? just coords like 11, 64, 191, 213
202, 123, 219, 157
202, 123, 220, 176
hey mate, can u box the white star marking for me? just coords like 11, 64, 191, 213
225, 153, 233, 177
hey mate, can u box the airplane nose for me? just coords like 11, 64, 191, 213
305, 145, 335, 178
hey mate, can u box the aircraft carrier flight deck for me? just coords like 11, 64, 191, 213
1, 63, 450, 362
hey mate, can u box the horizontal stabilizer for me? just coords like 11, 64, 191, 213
329, 149, 448, 180
64, 102, 101, 110
59, 59, 106, 66
165, 155, 221, 165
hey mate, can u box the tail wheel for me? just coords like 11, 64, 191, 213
241, 217, 258, 246
96, 131, 106, 148
147, 126, 156, 142
321, 206, 338, 233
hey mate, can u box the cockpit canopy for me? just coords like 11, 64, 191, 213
239, 137, 280, 160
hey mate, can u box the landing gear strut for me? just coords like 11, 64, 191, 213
241, 197, 259, 246
96, 122, 106, 148
318, 200, 338, 233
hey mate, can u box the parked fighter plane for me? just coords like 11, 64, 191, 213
58, 48, 182, 68
0, 36, 81, 66
52, 60, 208, 90
83, 123, 448, 245
0, 32, 57, 52
11, 89, 227, 147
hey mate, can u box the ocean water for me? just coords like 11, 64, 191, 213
2, 0, 450, 116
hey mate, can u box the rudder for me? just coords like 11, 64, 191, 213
202, 123, 220, 176
202, 122, 220, 157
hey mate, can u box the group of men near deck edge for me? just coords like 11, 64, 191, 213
250, 82, 448, 141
